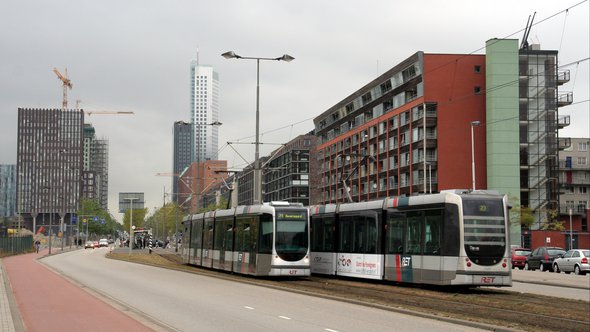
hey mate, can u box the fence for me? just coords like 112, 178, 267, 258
0, 235, 33, 257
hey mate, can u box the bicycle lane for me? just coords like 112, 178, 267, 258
2, 249, 155, 332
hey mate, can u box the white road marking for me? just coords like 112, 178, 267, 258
278, 316, 291, 320
243, 306, 254, 310
324, 329, 339, 332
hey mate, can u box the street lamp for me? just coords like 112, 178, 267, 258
124, 197, 139, 255
222, 51, 294, 204
470, 121, 481, 191
194, 121, 222, 209
569, 208, 573, 249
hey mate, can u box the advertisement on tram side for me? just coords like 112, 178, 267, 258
336, 254, 383, 279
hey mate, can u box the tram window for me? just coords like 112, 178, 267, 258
387, 213, 404, 254
354, 217, 367, 253
423, 210, 443, 255
311, 216, 335, 252
259, 214, 272, 254
340, 214, 379, 254
235, 219, 251, 252
405, 211, 422, 255
204, 224, 214, 248
339, 218, 353, 252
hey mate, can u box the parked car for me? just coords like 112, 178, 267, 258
93, 241, 100, 248
98, 238, 109, 247
525, 246, 566, 272
84, 241, 94, 249
552, 249, 590, 275
511, 247, 531, 269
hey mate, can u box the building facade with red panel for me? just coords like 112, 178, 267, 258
313, 52, 487, 203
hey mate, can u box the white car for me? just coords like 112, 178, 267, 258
98, 238, 109, 247
553, 249, 590, 275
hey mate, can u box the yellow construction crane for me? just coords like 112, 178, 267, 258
52, 67, 72, 110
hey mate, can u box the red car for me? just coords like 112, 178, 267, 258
511, 247, 531, 269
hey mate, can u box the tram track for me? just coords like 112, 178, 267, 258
277, 276, 589, 332
113, 252, 590, 332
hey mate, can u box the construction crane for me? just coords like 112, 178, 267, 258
52, 67, 73, 110
84, 110, 135, 116
75, 100, 135, 116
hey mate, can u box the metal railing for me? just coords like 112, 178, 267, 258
0, 235, 33, 257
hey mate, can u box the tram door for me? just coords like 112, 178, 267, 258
233, 216, 259, 275
202, 219, 214, 268
213, 217, 234, 272
191, 219, 204, 266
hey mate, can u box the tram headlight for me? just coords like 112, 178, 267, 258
304, 255, 309, 264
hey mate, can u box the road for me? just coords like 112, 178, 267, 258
42, 249, 487, 332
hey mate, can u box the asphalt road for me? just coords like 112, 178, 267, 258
42, 249, 487, 332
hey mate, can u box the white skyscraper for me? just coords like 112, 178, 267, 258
190, 58, 220, 163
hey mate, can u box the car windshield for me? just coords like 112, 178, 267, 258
515, 250, 530, 255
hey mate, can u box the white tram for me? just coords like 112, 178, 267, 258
310, 190, 512, 286
181, 202, 311, 276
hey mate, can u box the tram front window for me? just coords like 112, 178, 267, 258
275, 209, 308, 262
462, 197, 506, 265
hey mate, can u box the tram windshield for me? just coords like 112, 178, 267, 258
462, 197, 507, 265
275, 209, 308, 261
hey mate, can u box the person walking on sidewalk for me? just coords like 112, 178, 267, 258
35, 240, 40, 253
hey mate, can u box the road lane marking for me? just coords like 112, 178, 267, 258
244, 306, 254, 310
324, 329, 339, 332
278, 316, 291, 320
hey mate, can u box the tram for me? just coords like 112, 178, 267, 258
310, 190, 512, 286
181, 202, 311, 276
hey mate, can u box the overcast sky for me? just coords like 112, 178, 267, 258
1, 0, 588, 221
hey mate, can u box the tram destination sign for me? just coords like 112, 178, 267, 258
276, 211, 306, 220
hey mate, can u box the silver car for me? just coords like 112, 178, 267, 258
552, 249, 590, 275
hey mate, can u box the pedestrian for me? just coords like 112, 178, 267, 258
35, 240, 40, 253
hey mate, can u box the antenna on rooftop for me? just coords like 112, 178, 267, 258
520, 12, 536, 50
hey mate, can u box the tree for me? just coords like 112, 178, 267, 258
122, 207, 149, 234
540, 208, 564, 231
508, 195, 535, 229
198, 197, 229, 213
77, 198, 121, 239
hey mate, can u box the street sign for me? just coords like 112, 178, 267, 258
118, 192, 145, 213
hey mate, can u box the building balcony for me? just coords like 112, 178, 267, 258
557, 92, 573, 107
557, 115, 570, 129
558, 137, 572, 150
557, 70, 570, 86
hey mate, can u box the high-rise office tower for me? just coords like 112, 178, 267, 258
173, 121, 193, 203
16, 108, 84, 232
0, 164, 16, 217
83, 124, 109, 211
190, 58, 220, 163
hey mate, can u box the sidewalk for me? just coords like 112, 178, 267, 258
0, 249, 155, 332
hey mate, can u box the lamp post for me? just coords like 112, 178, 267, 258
222, 51, 294, 204
569, 208, 573, 249
124, 197, 138, 255
470, 121, 481, 191
194, 121, 222, 209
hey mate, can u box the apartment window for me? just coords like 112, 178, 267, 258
380, 80, 392, 94
474, 65, 481, 73
580, 187, 588, 194
578, 157, 587, 165
579, 142, 588, 152
474, 86, 482, 94
362, 92, 372, 105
